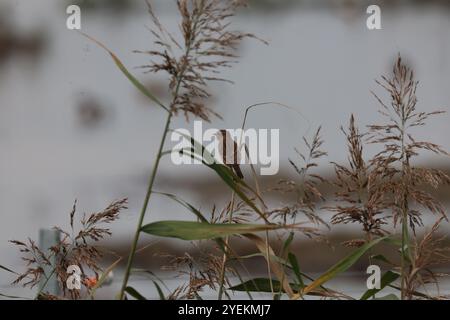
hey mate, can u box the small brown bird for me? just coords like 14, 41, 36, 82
215, 129, 244, 179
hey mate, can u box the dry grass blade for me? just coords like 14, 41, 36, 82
244, 234, 294, 298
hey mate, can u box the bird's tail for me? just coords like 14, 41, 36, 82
232, 164, 244, 179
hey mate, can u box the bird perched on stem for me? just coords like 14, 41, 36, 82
215, 129, 244, 179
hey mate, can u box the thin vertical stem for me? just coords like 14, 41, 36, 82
119, 112, 172, 299
118, 5, 201, 299
399, 118, 411, 300
400, 182, 411, 299
265, 230, 275, 298
217, 192, 235, 300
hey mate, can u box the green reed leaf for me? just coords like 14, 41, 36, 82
302, 236, 388, 295
360, 271, 400, 300
229, 278, 300, 293
370, 254, 395, 266
288, 253, 304, 287
1, 292, 30, 299
125, 286, 147, 300
141, 221, 283, 241
154, 192, 229, 252
154, 192, 209, 223
389, 285, 433, 300
229, 278, 329, 298
152, 281, 165, 300
81, 33, 168, 112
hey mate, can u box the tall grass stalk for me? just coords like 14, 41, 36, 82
217, 192, 235, 300
119, 22, 194, 296
398, 113, 414, 299
368, 56, 449, 299
119, 111, 172, 299
118, 0, 256, 299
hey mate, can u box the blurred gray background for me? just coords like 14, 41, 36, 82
1, 0, 450, 298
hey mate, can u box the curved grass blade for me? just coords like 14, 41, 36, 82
152, 281, 165, 300
141, 221, 283, 241
80, 32, 168, 112
301, 236, 388, 295
154, 192, 208, 223
244, 234, 294, 298
360, 271, 399, 300
0, 265, 17, 275
89, 257, 122, 298
155, 192, 229, 253
288, 253, 304, 287
389, 285, 433, 300
229, 251, 314, 292
0, 292, 30, 299
370, 254, 395, 266
125, 286, 147, 300
230, 278, 299, 293
229, 278, 329, 298
230, 252, 288, 265
383, 237, 402, 247
128, 269, 167, 300
281, 232, 294, 258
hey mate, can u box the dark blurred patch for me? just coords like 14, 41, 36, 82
75, 94, 110, 129
140, 80, 171, 104
0, 18, 46, 67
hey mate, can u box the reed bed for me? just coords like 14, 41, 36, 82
2, 0, 449, 300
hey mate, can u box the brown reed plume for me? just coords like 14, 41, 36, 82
161, 243, 238, 300
404, 218, 450, 299
368, 55, 450, 298
10, 199, 127, 299
136, 0, 260, 121
271, 127, 328, 227
329, 115, 388, 246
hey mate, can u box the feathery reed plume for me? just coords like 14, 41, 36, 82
369, 56, 449, 230
136, 0, 259, 121
272, 127, 328, 227
211, 198, 253, 224
404, 218, 450, 299
163, 249, 237, 300
329, 115, 388, 245
368, 55, 450, 298
11, 199, 127, 299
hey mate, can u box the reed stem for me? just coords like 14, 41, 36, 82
119, 112, 172, 300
